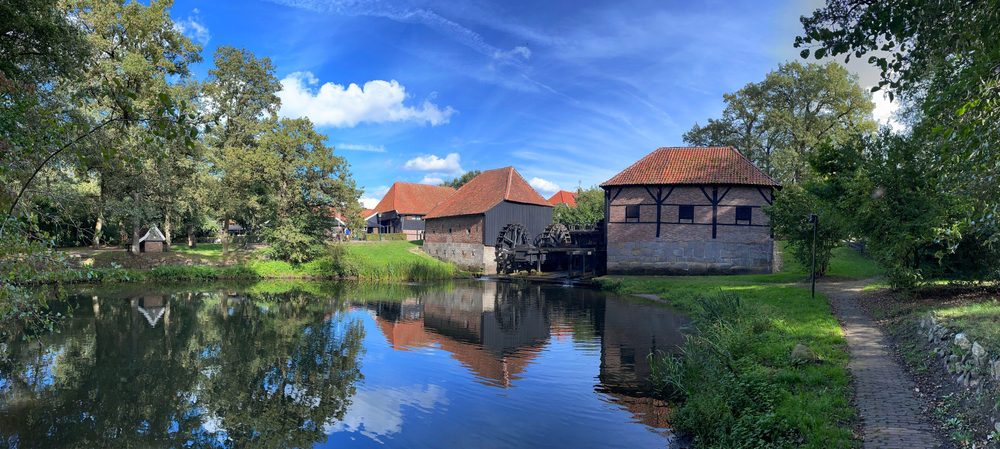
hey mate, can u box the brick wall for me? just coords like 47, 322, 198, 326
423, 242, 496, 273
424, 215, 495, 273
424, 215, 485, 244
605, 185, 775, 274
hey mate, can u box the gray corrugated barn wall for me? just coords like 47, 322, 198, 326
482, 201, 553, 246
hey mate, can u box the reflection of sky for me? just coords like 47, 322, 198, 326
318, 309, 669, 449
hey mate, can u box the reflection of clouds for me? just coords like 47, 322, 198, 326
324, 384, 447, 442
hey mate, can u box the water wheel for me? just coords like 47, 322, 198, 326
494, 223, 529, 274
535, 223, 572, 248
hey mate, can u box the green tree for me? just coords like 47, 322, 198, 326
685, 61, 876, 184
256, 118, 360, 263
203, 46, 282, 255
70, 0, 201, 253
441, 170, 480, 189
798, 1, 1000, 286
552, 187, 604, 227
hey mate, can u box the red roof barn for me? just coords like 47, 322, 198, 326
372, 182, 455, 240
424, 167, 552, 273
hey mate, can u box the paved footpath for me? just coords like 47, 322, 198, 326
817, 279, 944, 449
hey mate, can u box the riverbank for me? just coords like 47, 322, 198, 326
595, 246, 880, 448
45, 241, 466, 284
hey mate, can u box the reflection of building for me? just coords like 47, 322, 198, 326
371, 282, 549, 387
134, 295, 170, 327
599, 297, 687, 394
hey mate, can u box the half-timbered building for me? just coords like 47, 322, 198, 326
600, 147, 780, 274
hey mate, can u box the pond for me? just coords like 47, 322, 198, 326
0, 280, 688, 448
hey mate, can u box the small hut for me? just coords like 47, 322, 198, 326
139, 226, 167, 253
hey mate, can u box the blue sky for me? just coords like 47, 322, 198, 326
169, 0, 895, 207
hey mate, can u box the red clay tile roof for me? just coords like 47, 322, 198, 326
425, 167, 551, 219
361, 208, 377, 219
374, 182, 456, 215
547, 190, 577, 207
601, 146, 780, 187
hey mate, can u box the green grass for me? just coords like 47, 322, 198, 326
171, 243, 225, 261
595, 245, 868, 448
930, 299, 1000, 349
48, 241, 462, 284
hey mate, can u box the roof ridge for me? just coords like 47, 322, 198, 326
504, 166, 513, 200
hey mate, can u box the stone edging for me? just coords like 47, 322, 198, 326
918, 314, 1000, 434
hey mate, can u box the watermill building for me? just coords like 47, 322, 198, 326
423, 167, 552, 273
601, 146, 780, 274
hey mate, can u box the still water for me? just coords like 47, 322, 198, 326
0, 280, 688, 449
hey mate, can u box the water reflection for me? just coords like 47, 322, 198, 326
0, 281, 687, 449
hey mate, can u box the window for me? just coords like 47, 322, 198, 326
678, 205, 694, 223
625, 205, 640, 223
735, 206, 752, 224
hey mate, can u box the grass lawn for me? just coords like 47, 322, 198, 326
56, 240, 462, 283
596, 245, 872, 448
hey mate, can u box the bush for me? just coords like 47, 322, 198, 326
373, 233, 408, 241
649, 293, 796, 448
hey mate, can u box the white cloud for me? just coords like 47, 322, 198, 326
324, 384, 447, 442
338, 143, 386, 153
278, 72, 456, 127
173, 9, 211, 45
493, 45, 531, 61
403, 153, 464, 175
529, 177, 560, 195
360, 185, 390, 208
419, 176, 444, 185
871, 92, 905, 133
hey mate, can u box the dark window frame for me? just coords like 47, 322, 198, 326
735, 206, 752, 224
678, 205, 694, 223
625, 205, 640, 223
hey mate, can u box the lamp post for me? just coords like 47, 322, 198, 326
809, 214, 818, 299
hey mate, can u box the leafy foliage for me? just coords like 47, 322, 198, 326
685, 61, 876, 184
440, 170, 481, 188
552, 186, 604, 227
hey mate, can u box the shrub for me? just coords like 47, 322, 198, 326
649, 293, 796, 448
374, 233, 408, 241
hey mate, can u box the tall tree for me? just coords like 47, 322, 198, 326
71, 0, 201, 253
203, 46, 281, 255
798, 0, 1000, 280
684, 61, 876, 184
256, 118, 360, 263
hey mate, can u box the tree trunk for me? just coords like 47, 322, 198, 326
93, 212, 104, 249
220, 218, 229, 258
187, 224, 196, 248
92, 173, 105, 248
130, 190, 141, 254
164, 210, 172, 248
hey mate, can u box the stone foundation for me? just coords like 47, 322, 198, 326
423, 242, 496, 274
606, 240, 773, 274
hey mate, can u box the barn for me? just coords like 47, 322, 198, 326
600, 146, 780, 274
372, 182, 456, 240
423, 167, 553, 273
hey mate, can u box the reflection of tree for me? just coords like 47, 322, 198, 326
0, 287, 364, 449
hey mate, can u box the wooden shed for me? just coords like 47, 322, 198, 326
423, 167, 552, 273
601, 147, 780, 274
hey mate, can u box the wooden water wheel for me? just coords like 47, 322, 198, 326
494, 223, 529, 274
534, 223, 572, 248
